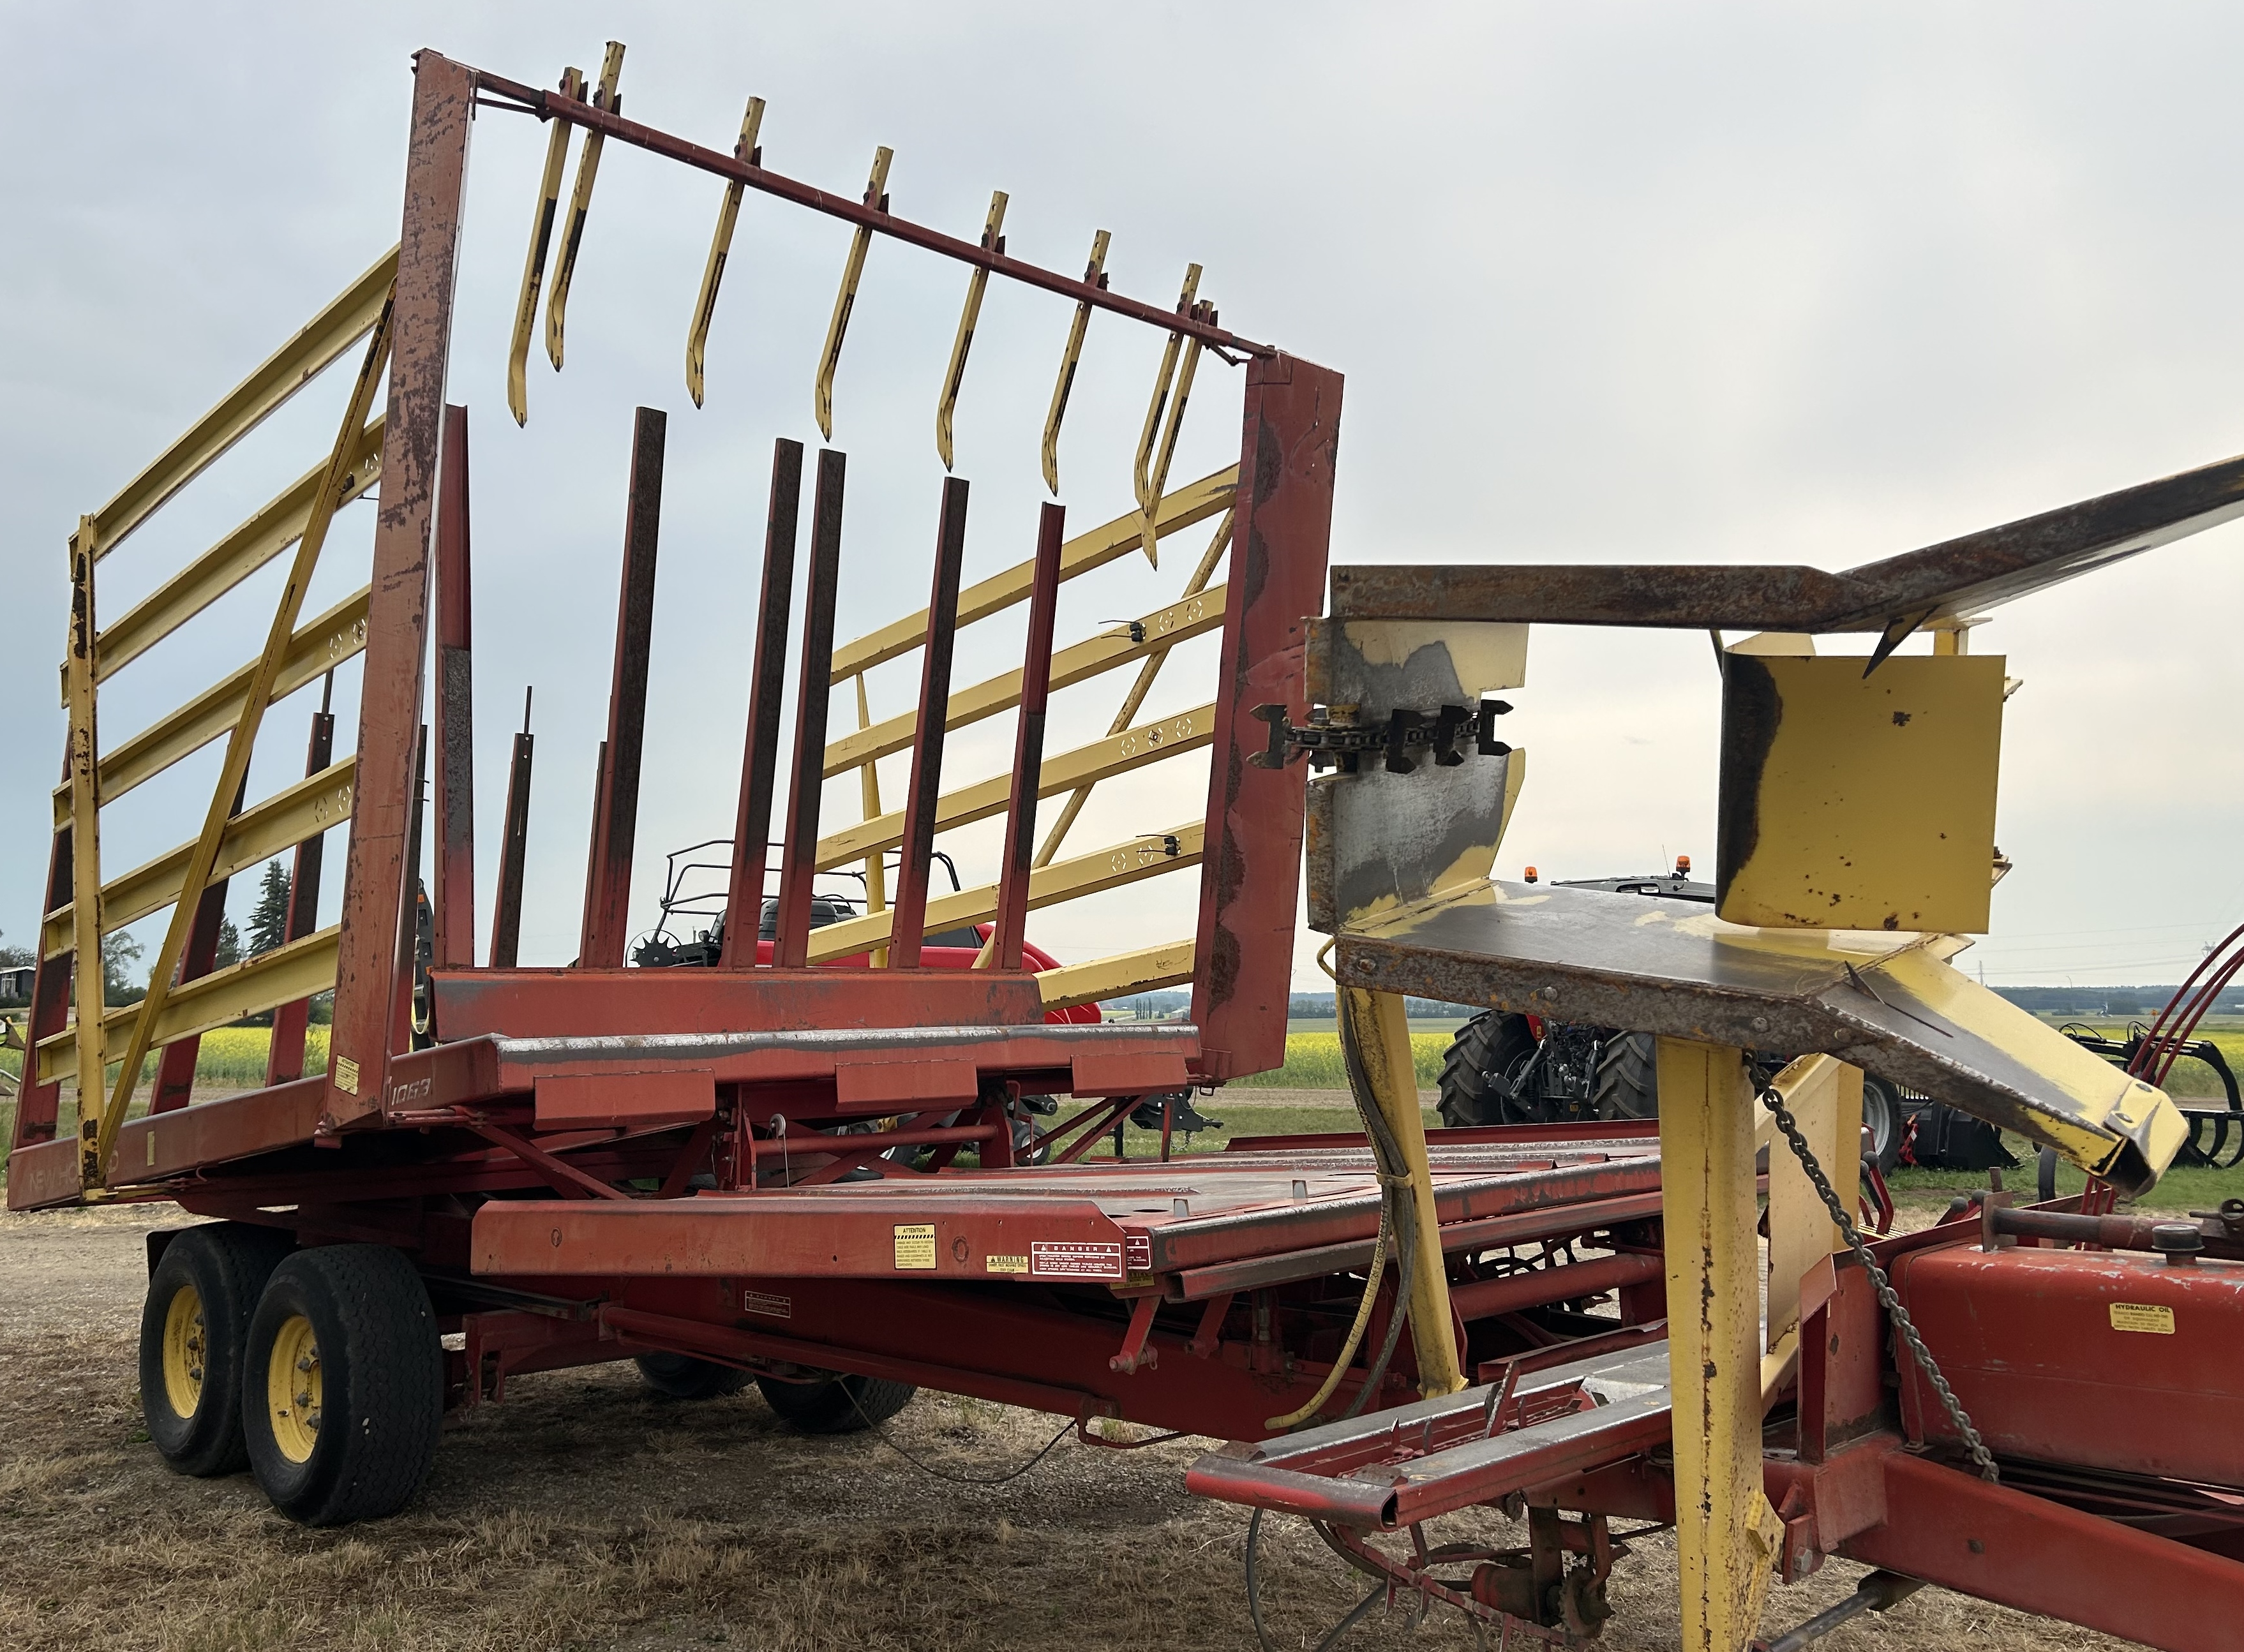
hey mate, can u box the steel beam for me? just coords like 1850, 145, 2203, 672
1192, 353, 1341, 1082
1658, 1037, 1783, 1652
580, 408, 666, 968
987, 502, 1063, 970
431, 403, 476, 969
269, 693, 337, 1086
773, 450, 846, 967
886, 477, 970, 969
329, 50, 474, 1126
719, 440, 803, 967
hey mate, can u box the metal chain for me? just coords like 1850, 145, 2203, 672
1761, 1087, 1999, 1482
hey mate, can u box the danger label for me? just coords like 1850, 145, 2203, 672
1031, 1240, 1124, 1280
985, 1254, 1030, 1275
739, 1291, 791, 1320
2110, 1302, 2174, 1334
893, 1224, 938, 1270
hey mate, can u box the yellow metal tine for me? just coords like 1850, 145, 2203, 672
1144, 301, 1208, 562
546, 40, 626, 373
814, 145, 894, 441
93, 292, 395, 1189
507, 66, 585, 426
1130, 264, 1201, 569
1034, 507, 1229, 868
685, 95, 766, 408
1041, 230, 1109, 496
934, 191, 1008, 472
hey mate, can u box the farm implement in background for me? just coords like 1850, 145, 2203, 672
10, 38, 2244, 1652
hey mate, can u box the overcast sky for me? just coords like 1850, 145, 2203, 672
6, 2, 2242, 995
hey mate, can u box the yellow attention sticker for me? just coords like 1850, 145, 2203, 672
2110, 1302, 2175, 1335
893, 1224, 938, 1270
985, 1254, 1030, 1274
334, 1056, 360, 1095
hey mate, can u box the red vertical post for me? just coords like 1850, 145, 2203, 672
10, 766, 71, 1152
885, 477, 970, 969
488, 687, 534, 969
580, 408, 667, 967
987, 502, 1063, 972
150, 775, 249, 1114
394, 724, 428, 1053
267, 686, 336, 1086
431, 402, 476, 969
1190, 355, 1342, 1082
772, 450, 847, 969
327, 50, 474, 1124
720, 439, 804, 967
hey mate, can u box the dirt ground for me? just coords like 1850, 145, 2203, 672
0, 1206, 2152, 1652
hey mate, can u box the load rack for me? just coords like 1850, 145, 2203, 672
14, 38, 2244, 1652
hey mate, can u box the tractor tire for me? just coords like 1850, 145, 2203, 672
1592, 1033, 1660, 1120
1860, 1077, 1903, 1175
242, 1245, 444, 1526
1439, 1011, 1538, 1127
756, 1372, 917, 1434
635, 1351, 752, 1399
139, 1223, 295, 1477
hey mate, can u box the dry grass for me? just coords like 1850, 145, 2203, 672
0, 1209, 2157, 1652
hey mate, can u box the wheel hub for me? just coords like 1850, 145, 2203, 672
266, 1313, 324, 1463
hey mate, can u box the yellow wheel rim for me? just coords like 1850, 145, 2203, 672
266, 1313, 324, 1464
160, 1283, 207, 1419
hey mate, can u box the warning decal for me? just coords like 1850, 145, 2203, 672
739, 1291, 792, 1319
1030, 1240, 1125, 1280
894, 1224, 938, 1270
2110, 1302, 2175, 1334
1125, 1233, 1153, 1274
985, 1254, 1031, 1274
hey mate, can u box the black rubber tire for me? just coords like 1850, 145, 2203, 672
1438, 1011, 1539, 1127
138, 1223, 294, 1477
635, 1351, 752, 1399
1592, 1032, 1660, 1120
1860, 1076, 1903, 1174
241, 1245, 443, 1526
756, 1372, 917, 1434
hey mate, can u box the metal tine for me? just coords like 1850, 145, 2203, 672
546, 40, 627, 373
1130, 264, 1202, 570
488, 685, 534, 970
721, 439, 804, 967
1041, 230, 1110, 495
814, 146, 894, 441
773, 450, 849, 966
432, 403, 475, 970
507, 65, 585, 426
935, 190, 1008, 471
685, 95, 767, 408
1034, 505, 1231, 868
984, 502, 1066, 970
1145, 297, 1212, 556
886, 477, 971, 969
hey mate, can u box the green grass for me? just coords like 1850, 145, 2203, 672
1232, 1032, 1453, 1089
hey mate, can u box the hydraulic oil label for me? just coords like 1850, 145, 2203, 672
893, 1224, 938, 1270
2110, 1302, 2175, 1334
985, 1254, 1031, 1275
1030, 1240, 1124, 1280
